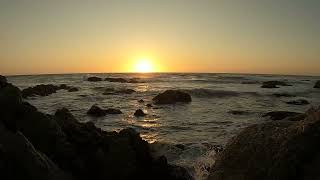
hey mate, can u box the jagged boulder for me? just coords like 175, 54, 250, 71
208, 107, 320, 180
153, 90, 192, 104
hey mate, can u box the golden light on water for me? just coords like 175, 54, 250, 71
134, 58, 154, 73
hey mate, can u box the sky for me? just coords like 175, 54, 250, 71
0, 0, 319, 75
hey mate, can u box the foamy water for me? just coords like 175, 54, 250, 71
7, 73, 320, 180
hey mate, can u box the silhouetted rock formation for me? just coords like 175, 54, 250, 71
87, 105, 122, 117
22, 84, 78, 98
104, 77, 142, 83
0, 75, 7, 88
314, 80, 320, 88
134, 109, 147, 117
0, 77, 191, 180
208, 107, 320, 180
153, 90, 192, 104
262, 111, 302, 120
261, 81, 291, 88
87, 77, 102, 82
286, 99, 310, 105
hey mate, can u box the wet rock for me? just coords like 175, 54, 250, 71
314, 80, 320, 88
262, 111, 302, 120
146, 104, 153, 108
87, 77, 102, 82
261, 81, 291, 88
153, 90, 192, 104
104, 77, 127, 83
138, 99, 145, 103
22, 84, 60, 98
286, 99, 309, 105
87, 105, 107, 117
272, 93, 296, 97
208, 107, 320, 180
103, 88, 135, 95
134, 109, 147, 117
105, 108, 122, 114
117, 89, 136, 94
67, 87, 79, 92
228, 110, 250, 115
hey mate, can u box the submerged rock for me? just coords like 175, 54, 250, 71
261, 81, 291, 88
262, 111, 302, 120
228, 110, 250, 115
208, 107, 320, 180
314, 80, 320, 88
138, 99, 145, 103
105, 108, 122, 114
134, 109, 147, 117
153, 90, 192, 104
103, 88, 136, 95
272, 93, 296, 97
87, 77, 102, 82
104, 77, 127, 83
146, 104, 153, 108
286, 99, 310, 105
67, 87, 79, 92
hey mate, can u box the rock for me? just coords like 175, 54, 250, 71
146, 104, 153, 108
208, 107, 320, 180
67, 87, 79, 92
22, 84, 78, 98
103, 88, 136, 95
87, 105, 107, 117
262, 111, 302, 120
87, 77, 102, 82
104, 77, 127, 83
228, 110, 250, 115
105, 108, 122, 114
138, 99, 145, 103
134, 109, 147, 117
153, 90, 192, 104
314, 80, 320, 88
22, 84, 60, 98
272, 93, 296, 97
0, 75, 7, 88
261, 81, 291, 88
0, 124, 71, 180
286, 99, 309, 105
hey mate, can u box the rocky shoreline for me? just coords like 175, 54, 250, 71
0, 76, 192, 180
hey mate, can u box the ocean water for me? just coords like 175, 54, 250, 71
7, 73, 320, 180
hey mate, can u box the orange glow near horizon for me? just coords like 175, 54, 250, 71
134, 58, 154, 73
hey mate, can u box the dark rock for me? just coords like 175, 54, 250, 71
134, 109, 147, 117
153, 90, 192, 104
261, 81, 291, 88
146, 104, 153, 108
22, 84, 60, 98
104, 77, 127, 83
286, 99, 310, 105
117, 89, 136, 94
208, 107, 320, 180
105, 108, 122, 114
87, 105, 107, 117
272, 93, 296, 97
138, 99, 145, 103
67, 87, 79, 92
0, 75, 7, 88
87, 77, 102, 82
228, 110, 250, 115
262, 111, 302, 120
314, 80, 320, 88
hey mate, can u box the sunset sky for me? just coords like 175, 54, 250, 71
1, 0, 319, 75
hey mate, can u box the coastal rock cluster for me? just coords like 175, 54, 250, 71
88, 76, 143, 83
22, 84, 79, 98
208, 107, 320, 180
0, 77, 192, 180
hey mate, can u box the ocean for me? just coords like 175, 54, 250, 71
7, 73, 320, 180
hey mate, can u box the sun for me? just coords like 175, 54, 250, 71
134, 59, 154, 73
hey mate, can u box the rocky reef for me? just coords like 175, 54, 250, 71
22, 84, 78, 98
0, 77, 191, 180
208, 106, 320, 180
